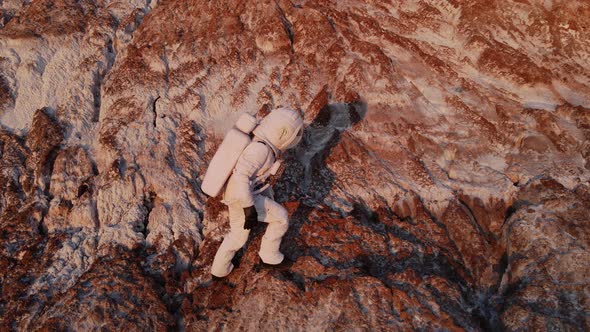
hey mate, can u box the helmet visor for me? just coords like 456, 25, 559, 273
284, 127, 303, 150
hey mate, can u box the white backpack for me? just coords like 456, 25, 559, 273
200, 113, 258, 197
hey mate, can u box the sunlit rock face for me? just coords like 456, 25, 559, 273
1, 0, 588, 330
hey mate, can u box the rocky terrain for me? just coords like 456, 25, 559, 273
1, 0, 589, 330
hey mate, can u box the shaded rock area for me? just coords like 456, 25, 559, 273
499, 178, 590, 330
27, 247, 175, 331
1, 0, 589, 331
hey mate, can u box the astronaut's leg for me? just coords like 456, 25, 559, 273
254, 195, 289, 265
211, 204, 250, 277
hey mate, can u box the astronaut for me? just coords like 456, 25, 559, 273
210, 107, 304, 278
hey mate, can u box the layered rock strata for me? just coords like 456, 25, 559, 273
1, 0, 588, 330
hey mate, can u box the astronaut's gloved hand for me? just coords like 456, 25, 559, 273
243, 206, 258, 230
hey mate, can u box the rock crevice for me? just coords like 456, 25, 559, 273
1, 0, 589, 330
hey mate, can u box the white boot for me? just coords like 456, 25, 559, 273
211, 205, 250, 277
254, 195, 289, 265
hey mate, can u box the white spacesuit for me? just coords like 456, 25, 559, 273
210, 107, 304, 278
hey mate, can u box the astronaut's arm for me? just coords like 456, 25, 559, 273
230, 142, 268, 208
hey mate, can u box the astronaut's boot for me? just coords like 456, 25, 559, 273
259, 213, 289, 262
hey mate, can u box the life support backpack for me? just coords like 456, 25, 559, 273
200, 113, 258, 197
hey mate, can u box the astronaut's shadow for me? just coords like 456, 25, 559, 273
272, 100, 367, 261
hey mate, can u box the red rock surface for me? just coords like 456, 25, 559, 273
1, 0, 589, 331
